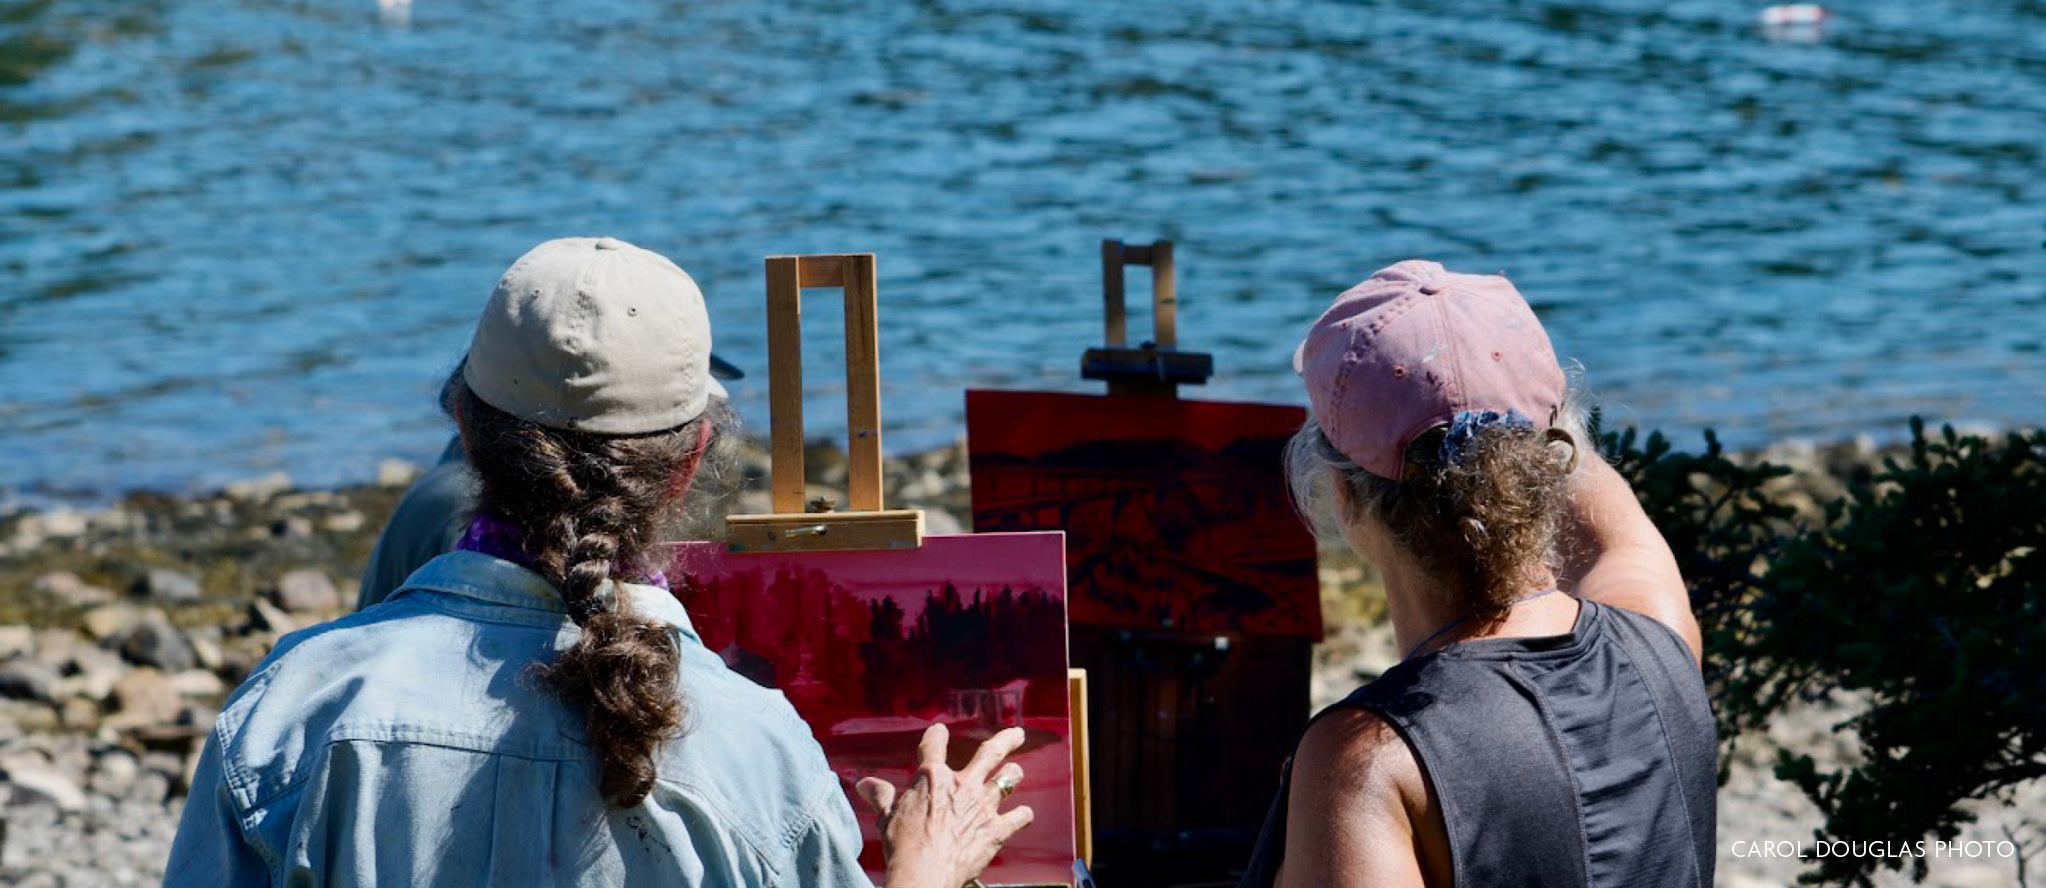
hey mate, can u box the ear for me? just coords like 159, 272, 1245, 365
1543, 427, 1581, 474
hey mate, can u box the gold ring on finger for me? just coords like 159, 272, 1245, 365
993, 771, 1020, 798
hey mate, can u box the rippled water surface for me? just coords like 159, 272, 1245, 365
3, 0, 2043, 496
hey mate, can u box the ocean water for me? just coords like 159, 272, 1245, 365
2, 0, 2042, 498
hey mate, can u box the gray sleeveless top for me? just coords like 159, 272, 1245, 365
1238, 600, 1717, 888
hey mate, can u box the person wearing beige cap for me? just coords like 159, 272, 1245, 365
165, 237, 1033, 888
1238, 261, 1714, 887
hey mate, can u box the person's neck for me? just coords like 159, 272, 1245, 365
1381, 559, 1579, 660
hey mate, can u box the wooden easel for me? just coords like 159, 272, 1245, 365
1080, 239, 1214, 398
1066, 240, 1309, 887
725, 254, 925, 553
724, 252, 1093, 881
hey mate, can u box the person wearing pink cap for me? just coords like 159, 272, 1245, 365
1237, 261, 1714, 887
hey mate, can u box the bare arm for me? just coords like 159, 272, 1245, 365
1274, 710, 1439, 888
1557, 456, 1703, 662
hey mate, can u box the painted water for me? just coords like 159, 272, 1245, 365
3, 0, 2042, 497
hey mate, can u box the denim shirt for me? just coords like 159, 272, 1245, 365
164, 550, 874, 888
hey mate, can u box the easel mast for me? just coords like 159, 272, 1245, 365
727, 253, 924, 553
1081, 239, 1214, 398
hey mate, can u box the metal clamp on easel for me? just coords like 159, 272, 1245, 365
1079, 239, 1214, 397
725, 253, 925, 553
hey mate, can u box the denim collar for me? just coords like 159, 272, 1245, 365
389, 550, 699, 642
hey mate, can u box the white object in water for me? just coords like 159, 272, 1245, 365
1758, 4, 1830, 27
378, 0, 412, 27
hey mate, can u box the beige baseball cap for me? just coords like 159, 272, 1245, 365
464, 237, 718, 435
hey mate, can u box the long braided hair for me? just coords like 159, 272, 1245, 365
447, 370, 730, 806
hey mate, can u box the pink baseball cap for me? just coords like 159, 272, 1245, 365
1294, 260, 1566, 479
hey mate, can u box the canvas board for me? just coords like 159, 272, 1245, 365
664, 532, 1075, 886
966, 390, 1322, 639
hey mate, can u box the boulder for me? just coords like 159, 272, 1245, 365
131, 567, 202, 603
269, 569, 341, 614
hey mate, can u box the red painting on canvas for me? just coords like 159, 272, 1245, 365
966, 390, 1322, 639
664, 533, 1075, 886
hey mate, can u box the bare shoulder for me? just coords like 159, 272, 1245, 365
1278, 707, 1434, 888
1292, 707, 1423, 808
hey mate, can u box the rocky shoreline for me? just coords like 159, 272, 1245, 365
0, 434, 2036, 886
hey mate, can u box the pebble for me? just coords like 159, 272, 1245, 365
130, 567, 201, 603
269, 569, 340, 614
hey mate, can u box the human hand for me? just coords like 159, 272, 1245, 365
857, 723, 1035, 888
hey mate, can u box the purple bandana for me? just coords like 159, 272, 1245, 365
455, 514, 670, 592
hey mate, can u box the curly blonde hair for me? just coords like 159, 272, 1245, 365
1288, 400, 1585, 626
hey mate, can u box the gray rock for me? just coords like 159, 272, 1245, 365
188, 634, 223, 672
269, 569, 340, 614
131, 567, 201, 603
224, 471, 292, 502
58, 695, 98, 732
377, 459, 421, 487
0, 661, 62, 703
167, 669, 226, 699
322, 509, 367, 533
62, 645, 127, 702
81, 604, 146, 642
91, 748, 140, 795
107, 668, 182, 728
246, 598, 296, 635
115, 611, 196, 673
30, 572, 114, 608
923, 508, 966, 536
0, 624, 34, 660
1, 756, 87, 812
31, 629, 78, 667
